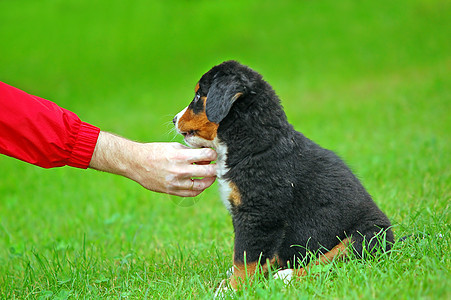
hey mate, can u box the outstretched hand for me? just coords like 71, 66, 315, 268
89, 132, 217, 197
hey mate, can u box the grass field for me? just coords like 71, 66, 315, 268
0, 0, 449, 298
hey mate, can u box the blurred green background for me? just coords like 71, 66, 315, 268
0, 0, 449, 298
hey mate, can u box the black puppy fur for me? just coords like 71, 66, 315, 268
179, 60, 393, 276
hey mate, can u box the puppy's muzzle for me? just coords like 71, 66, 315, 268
172, 114, 190, 137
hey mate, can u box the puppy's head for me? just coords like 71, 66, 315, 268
173, 60, 259, 148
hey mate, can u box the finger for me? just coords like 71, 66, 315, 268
177, 177, 216, 191
182, 148, 217, 163
174, 178, 215, 197
169, 177, 216, 197
169, 189, 202, 198
176, 190, 203, 197
171, 142, 190, 150
188, 177, 216, 191
184, 164, 217, 178
195, 176, 216, 190
189, 178, 195, 191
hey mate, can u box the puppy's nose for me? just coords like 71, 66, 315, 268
172, 116, 177, 125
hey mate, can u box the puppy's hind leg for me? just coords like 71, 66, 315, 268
350, 226, 394, 259
274, 238, 351, 284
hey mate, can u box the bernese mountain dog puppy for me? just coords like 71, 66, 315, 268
173, 60, 393, 290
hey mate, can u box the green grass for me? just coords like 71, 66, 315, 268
0, 0, 449, 298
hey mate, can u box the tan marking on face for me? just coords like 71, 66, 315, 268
229, 182, 242, 207
177, 97, 219, 141
195, 82, 200, 93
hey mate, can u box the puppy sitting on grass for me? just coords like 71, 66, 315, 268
173, 60, 394, 291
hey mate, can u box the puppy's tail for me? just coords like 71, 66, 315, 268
398, 233, 444, 242
398, 234, 414, 242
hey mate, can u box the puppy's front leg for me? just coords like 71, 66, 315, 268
230, 258, 276, 289
229, 222, 282, 289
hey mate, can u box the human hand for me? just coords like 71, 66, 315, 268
89, 132, 217, 197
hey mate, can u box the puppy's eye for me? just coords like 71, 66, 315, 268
190, 93, 204, 113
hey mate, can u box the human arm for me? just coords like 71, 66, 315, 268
0, 81, 100, 168
0, 81, 217, 196
89, 132, 217, 197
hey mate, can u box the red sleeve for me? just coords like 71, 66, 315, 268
0, 81, 100, 169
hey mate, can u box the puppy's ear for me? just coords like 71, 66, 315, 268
205, 76, 244, 123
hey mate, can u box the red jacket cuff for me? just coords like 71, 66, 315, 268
68, 122, 100, 169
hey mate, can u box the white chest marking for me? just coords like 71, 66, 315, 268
213, 139, 233, 213
174, 112, 233, 212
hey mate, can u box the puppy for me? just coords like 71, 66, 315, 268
173, 61, 394, 289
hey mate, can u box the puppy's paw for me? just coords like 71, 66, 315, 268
214, 279, 233, 299
273, 269, 294, 285
226, 266, 234, 278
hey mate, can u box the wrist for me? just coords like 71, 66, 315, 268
89, 131, 136, 178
